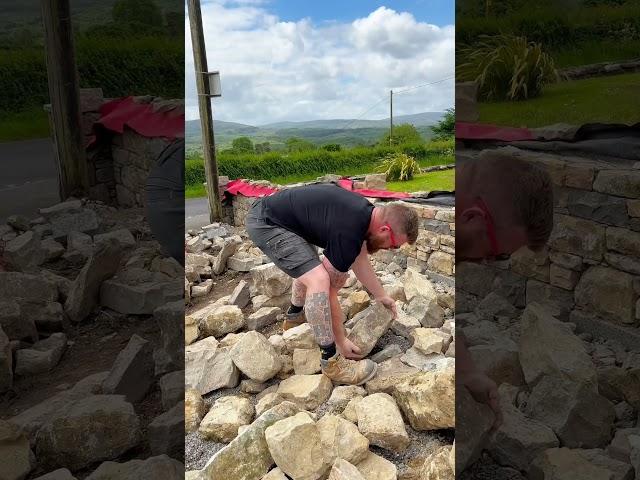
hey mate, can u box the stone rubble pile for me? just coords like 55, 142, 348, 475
0, 198, 184, 479
458, 287, 640, 479
184, 223, 456, 480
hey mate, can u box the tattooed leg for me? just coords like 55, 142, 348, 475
305, 291, 334, 346
291, 278, 307, 307
322, 257, 349, 290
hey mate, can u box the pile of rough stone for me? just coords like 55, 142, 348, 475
184, 224, 456, 480
458, 291, 640, 479
1, 198, 184, 479
184, 222, 270, 303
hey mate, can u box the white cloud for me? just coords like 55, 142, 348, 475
185, 3, 454, 125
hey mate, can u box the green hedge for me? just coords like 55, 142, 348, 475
457, 3, 640, 50
0, 35, 183, 114
185, 140, 455, 186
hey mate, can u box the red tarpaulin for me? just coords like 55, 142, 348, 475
88, 96, 185, 146
456, 121, 535, 141
224, 178, 412, 200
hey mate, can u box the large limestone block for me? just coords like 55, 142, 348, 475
518, 303, 596, 388
393, 368, 455, 430
148, 401, 183, 457
469, 342, 525, 387
317, 414, 369, 466
530, 448, 618, 480
327, 386, 367, 413
411, 328, 445, 355
64, 238, 123, 322
0, 420, 35, 480
8, 372, 108, 445
185, 314, 199, 345
195, 304, 245, 338
85, 455, 183, 480
199, 396, 254, 443
575, 266, 635, 325
34, 395, 141, 471
328, 459, 366, 480
365, 356, 419, 395
525, 375, 615, 448
251, 263, 292, 297
102, 334, 154, 403
293, 347, 322, 375
283, 323, 317, 351
185, 338, 240, 394
488, 385, 559, 471
185, 388, 207, 433
347, 304, 393, 357
265, 412, 327, 480
356, 393, 409, 453
277, 374, 333, 411
455, 386, 494, 472
355, 452, 397, 480
419, 445, 454, 480
230, 331, 281, 382
15, 332, 67, 376
200, 402, 303, 480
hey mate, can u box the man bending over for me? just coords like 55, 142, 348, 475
246, 183, 419, 386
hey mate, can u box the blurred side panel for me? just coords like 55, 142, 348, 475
0, 0, 185, 478
456, 0, 640, 478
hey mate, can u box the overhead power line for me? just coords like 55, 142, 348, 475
393, 75, 455, 95
335, 75, 454, 132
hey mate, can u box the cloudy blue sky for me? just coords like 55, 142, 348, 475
185, 0, 454, 125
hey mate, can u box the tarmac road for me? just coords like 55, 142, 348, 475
0, 138, 60, 222
185, 196, 212, 232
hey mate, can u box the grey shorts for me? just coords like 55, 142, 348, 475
245, 199, 321, 278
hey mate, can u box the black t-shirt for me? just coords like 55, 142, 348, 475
260, 183, 374, 272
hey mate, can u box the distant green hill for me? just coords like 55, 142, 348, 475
185, 112, 445, 151
0, 0, 180, 37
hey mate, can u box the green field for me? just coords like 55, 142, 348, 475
478, 72, 640, 128
186, 169, 454, 199
387, 169, 454, 193
0, 108, 49, 143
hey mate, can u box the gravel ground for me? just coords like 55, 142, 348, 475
186, 325, 451, 474
372, 427, 454, 477
185, 261, 455, 475
461, 453, 526, 480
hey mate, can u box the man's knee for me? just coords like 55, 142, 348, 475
321, 257, 349, 289
299, 264, 330, 291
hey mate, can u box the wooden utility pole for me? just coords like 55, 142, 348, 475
389, 90, 394, 146
188, 0, 223, 223
41, 0, 88, 198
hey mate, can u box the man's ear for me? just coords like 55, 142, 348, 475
460, 206, 486, 223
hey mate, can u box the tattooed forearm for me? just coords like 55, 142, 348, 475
291, 278, 307, 307
322, 257, 349, 290
305, 291, 334, 346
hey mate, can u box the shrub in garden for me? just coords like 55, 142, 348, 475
457, 34, 558, 101
376, 153, 421, 182
185, 139, 454, 187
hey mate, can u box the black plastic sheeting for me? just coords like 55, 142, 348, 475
463, 123, 640, 162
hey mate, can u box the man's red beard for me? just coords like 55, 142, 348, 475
365, 233, 386, 254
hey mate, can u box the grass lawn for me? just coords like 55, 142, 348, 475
387, 169, 455, 193
0, 108, 50, 143
478, 72, 640, 128
186, 183, 207, 199
552, 40, 640, 69
186, 168, 455, 199
186, 155, 455, 198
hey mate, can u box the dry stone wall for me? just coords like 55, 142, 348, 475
230, 190, 456, 282
75, 88, 173, 207
459, 146, 640, 346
